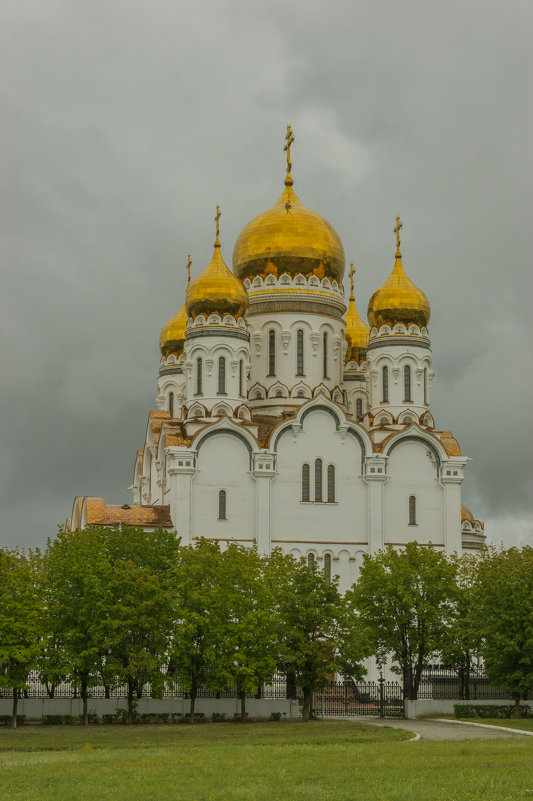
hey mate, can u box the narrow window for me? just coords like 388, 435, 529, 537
327, 464, 335, 502
323, 332, 328, 379
307, 553, 315, 569
268, 330, 276, 376
218, 357, 226, 394
409, 495, 416, 525
169, 392, 174, 418
218, 490, 227, 520
324, 553, 331, 581
196, 357, 203, 395
302, 464, 310, 502
296, 330, 304, 375
315, 458, 322, 502
355, 398, 363, 420
382, 366, 389, 403
239, 360, 244, 397
424, 367, 428, 405
404, 365, 412, 402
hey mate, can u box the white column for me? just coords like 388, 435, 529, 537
440, 459, 468, 554
166, 449, 197, 546
252, 453, 275, 554
364, 457, 388, 554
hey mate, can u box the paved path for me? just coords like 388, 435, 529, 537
332, 716, 528, 741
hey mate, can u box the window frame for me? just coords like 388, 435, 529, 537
301, 463, 310, 502
323, 552, 332, 581
169, 391, 174, 418
296, 329, 304, 376
382, 365, 389, 403
404, 365, 412, 402
268, 330, 276, 376
196, 357, 203, 395
218, 356, 226, 394
408, 495, 417, 525
323, 331, 329, 379
314, 458, 323, 502
218, 489, 227, 520
327, 464, 335, 503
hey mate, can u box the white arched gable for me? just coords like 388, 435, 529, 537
382, 425, 448, 465
192, 416, 259, 458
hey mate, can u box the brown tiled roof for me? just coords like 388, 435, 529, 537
251, 414, 284, 448
438, 430, 462, 456
149, 410, 170, 448
85, 497, 173, 527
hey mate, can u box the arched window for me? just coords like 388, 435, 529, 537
301, 464, 310, 502
408, 495, 416, 525
239, 360, 244, 397
404, 365, 412, 402
268, 330, 276, 376
355, 398, 363, 420
218, 357, 226, 394
169, 392, 174, 418
314, 458, 322, 502
382, 366, 389, 403
307, 553, 315, 569
324, 553, 332, 581
327, 464, 335, 502
424, 367, 428, 405
323, 332, 328, 379
218, 490, 227, 520
196, 357, 203, 395
296, 330, 304, 376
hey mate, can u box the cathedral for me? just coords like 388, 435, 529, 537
69, 127, 485, 590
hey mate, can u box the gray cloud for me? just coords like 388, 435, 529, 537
1, 0, 531, 549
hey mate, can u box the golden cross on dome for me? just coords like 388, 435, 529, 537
394, 216, 403, 255
349, 262, 355, 300
284, 124, 295, 185
186, 253, 192, 286
214, 204, 221, 245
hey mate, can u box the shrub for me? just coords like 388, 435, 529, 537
211, 713, 227, 722
454, 703, 531, 719
0, 715, 25, 726
270, 712, 282, 721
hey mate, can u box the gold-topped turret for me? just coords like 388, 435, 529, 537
344, 263, 370, 363
159, 254, 191, 357
186, 206, 248, 321
232, 125, 345, 283
367, 217, 430, 330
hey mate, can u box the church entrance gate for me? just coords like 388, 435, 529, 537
312, 680, 404, 718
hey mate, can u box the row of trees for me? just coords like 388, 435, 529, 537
0, 528, 531, 727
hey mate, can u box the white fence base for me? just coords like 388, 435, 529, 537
0, 697, 299, 720
404, 698, 514, 719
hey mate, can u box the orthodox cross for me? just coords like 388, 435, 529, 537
284, 124, 295, 186
186, 253, 192, 286
214, 204, 221, 244
394, 215, 403, 255
349, 262, 355, 300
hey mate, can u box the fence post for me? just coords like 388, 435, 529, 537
378, 676, 385, 718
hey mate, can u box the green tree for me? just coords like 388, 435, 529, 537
473, 545, 533, 716
440, 554, 480, 698
168, 540, 228, 723
44, 527, 114, 724
102, 526, 180, 724
219, 545, 278, 722
265, 550, 347, 721
0, 548, 43, 728
347, 543, 458, 699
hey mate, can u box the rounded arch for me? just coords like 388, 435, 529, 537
383, 427, 448, 466
193, 419, 258, 458
187, 402, 207, 418
267, 381, 289, 399
212, 402, 232, 417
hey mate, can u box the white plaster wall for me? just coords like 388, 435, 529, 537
191, 434, 256, 543
184, 332, 250, 416
367, 340, 432, 421
384, 441, 444, 545
246, 311, 345, 407
271, 409, 368, 556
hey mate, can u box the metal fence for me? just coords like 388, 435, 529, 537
417, 665, 513, 700
2, 667, 513, 704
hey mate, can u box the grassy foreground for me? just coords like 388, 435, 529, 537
0, 721, 531, 801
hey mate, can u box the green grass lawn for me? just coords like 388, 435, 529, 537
0, 721, 531, 801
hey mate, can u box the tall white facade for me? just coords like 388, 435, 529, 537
70, 135, 485, 593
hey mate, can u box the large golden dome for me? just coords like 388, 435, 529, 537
186, 211, 248, 320
232, 130, 345, 283
159, 303, 187, 357
344, 265, 369, 363
367, 218, 430, 329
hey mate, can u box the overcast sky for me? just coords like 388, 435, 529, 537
1, 0, 531, 551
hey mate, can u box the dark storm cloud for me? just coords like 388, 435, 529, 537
1, 0, 531, 548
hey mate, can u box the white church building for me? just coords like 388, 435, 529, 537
70, 128, 485, 589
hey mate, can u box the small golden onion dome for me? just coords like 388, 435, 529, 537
232, 182, 345, 283
345, 299, 370, 364
186, 221, 248, 320
159, 303, 188, 357
367, 218, 430, 329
